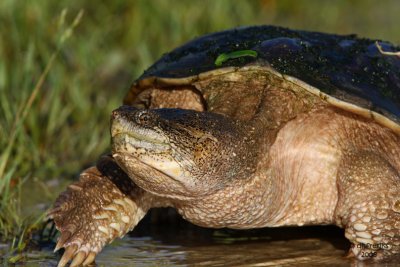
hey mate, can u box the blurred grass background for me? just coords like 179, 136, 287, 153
0, 0, 399, 247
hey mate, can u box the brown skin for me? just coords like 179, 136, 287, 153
49, 70, 400, 266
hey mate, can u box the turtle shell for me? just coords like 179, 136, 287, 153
125, 25, 400, 132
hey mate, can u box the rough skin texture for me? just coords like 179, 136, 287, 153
50, 86, 400, 266
335, 152, 400, 260
49, 27, 400, 266
48, 156, 169, 266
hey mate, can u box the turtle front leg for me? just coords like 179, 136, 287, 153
48, 155, 161, 267
334, 152, 400, 261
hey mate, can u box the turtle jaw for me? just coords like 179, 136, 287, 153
111, 151, 198, 199
110, 131, 194, 198
110, 105, 169, 148
111, 131, 182, 182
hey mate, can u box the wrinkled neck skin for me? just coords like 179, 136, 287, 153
172, 120, 279, 228
170, 82, 324, 228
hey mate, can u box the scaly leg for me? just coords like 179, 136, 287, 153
48, 155, 165, 267
334, 152, 400, 261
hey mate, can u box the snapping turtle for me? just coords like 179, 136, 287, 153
49, 25, 400, 266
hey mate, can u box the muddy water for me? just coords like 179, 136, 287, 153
3, 208, 398, 266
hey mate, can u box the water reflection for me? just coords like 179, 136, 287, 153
5, 209, 400, 266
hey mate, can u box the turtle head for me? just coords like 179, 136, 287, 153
111, 105, 251, 199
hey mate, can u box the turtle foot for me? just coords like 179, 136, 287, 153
336, 152, 400, 262
48, 164, 140, 267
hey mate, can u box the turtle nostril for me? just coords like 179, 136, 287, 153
111, 109, 120, 119
112, 105, 139, 120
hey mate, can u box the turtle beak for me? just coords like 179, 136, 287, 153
111, 105, 139, 122
110, 105, 138, 137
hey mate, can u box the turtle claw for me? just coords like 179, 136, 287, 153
57, 244, 77, 267
70, 251, 86, 267
54, 231, 72, 252
82, 252, 96, 266
57, 245, 97, 267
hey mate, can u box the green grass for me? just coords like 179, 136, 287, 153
0, 0, 399, 260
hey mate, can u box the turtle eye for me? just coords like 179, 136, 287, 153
136, 111, 152, 126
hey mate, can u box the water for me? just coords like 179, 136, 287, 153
2, 209, 391, 267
